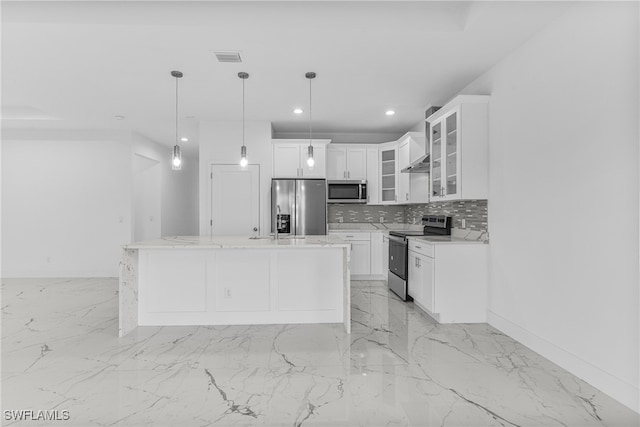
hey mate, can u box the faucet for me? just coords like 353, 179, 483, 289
275, 205, 281, 240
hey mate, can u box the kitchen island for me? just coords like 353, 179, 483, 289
119, 235, 351, 337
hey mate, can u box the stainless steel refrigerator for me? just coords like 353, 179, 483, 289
271, 179, 327, 236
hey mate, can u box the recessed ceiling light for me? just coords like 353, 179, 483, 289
293, 108, 304, 115
385, 110, 395, 116
180, 137, 189, 142
115, 115, 125, 120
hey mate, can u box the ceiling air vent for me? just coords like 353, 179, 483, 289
213, 51, 242, 63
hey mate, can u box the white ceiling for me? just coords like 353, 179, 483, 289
2, 1, 572, 146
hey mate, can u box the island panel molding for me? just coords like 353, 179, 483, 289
119, 236, 351, 336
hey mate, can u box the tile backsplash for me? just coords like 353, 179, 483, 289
328, 204, 405, 224
328, 199, 488, 234
405, 200, 488, 232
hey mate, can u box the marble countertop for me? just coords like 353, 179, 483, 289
328, 223, 489, 243
124, 235, 350, 250
328, 223, 423, 232
408, 235, 488, 245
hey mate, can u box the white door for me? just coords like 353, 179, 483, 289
398, 142, 410, 203
133, 154, 161, 242
346, 147, 367, 180
350, 240, 371, 275
211, 164, 260, 236
273, 143, 301, 178
408, 251, 422, 304
421, 254, 435, 312
326, 147, 346, 179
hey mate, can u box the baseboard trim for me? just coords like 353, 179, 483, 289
351, 274, 386, 281
488, 310, 639, 413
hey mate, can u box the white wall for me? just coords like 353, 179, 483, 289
461, 2, 639, 411
2, 131, 132, 277
2, 130, 199, 277
131, 133, 199, 237
199, 121, 273, 236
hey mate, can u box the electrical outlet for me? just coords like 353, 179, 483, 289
461, 219, 466, 228
224, 288, 231, 299
380, 217, 384, 223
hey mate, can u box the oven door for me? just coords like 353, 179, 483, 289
388, 235, 407, 279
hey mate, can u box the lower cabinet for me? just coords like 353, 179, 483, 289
350, 240, 371, 275
329, 231, 387, 279
370, 232, 385, 276
382, 235, 389, 276
408, 239, 488, 323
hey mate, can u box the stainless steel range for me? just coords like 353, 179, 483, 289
388, 215, 452, 301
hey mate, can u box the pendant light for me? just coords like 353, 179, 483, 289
171, 70, 183, 170
238, 72, 249, 168
306, 72, 316, 169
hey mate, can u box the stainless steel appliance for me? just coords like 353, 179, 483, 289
327, 180, 367, 204
271, 179, 327, 236
388, 215, 451, 301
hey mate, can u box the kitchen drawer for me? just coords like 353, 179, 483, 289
408, 239, 434, 257
330, 232, 370, 241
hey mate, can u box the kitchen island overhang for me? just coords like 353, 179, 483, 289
119, 236, 351, 337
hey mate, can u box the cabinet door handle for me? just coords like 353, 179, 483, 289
348, 171, 350, 178
418, 258, 421, 268
346, 235, 354, 238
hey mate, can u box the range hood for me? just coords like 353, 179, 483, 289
401, 153, 430, 173
400, 105, 440, 174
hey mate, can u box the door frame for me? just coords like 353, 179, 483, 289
210, 163, 261, 237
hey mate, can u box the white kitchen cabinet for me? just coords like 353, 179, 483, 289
398, 139, 411, 203
329, 231, 376, 278
369, 232, 385, 276
366, 148, 379, 205
397, 132, 429, 204
379, 142, 398, 204
382, 235, 389, 277
272, 139, 329, 178
408, 238, 488, 323
327, 145, 367, 180
427, 95, 489, 201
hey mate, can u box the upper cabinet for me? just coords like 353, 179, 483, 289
397, 132, 429, 204
427, 95, 489, 201
272, 139, 330, 178
326, 145, 367, 180
379, 142, 398, 204
366, 148, 379, 205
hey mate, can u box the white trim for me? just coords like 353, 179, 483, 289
488, 310, 639, 413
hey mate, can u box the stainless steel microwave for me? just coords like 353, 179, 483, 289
327, 180, 367, 204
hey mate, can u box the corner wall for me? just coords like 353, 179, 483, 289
1, 131, 132, 277
1, 130, 199, 277
132, 133, 198, 237
461, 2, 639, 411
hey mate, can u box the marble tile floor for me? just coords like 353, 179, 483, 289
2, 278, 638, 427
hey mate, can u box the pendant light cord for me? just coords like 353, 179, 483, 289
308, 77, 312, 147
175, 75, 179, 145
242, 77, 245, 147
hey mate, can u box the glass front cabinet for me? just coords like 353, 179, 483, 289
427, 95, 490, 201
